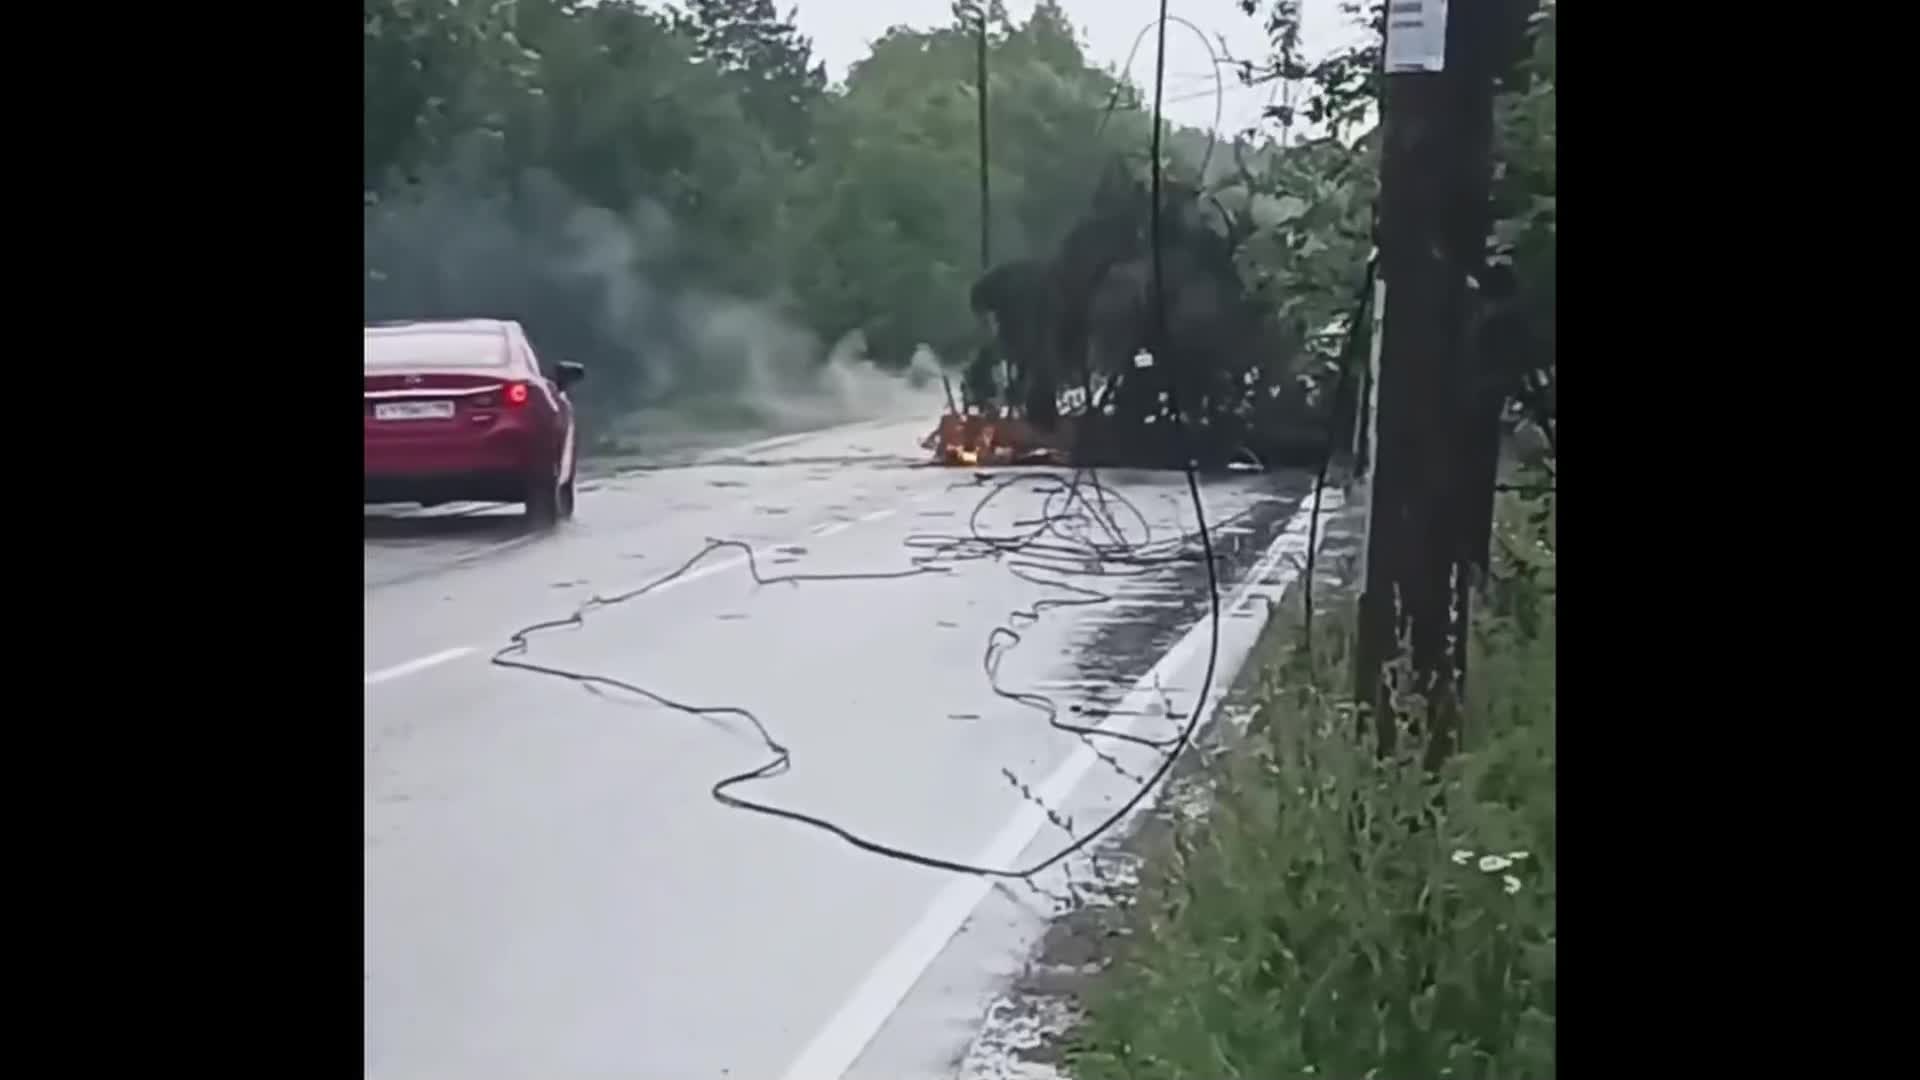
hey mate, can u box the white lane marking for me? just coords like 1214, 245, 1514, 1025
617, 504, 906, 596
651, 554, 750, 594
776, 490, 1344, 1080
364, 489, 934, 688
364, 647, 475, 687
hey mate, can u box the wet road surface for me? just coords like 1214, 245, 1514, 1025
364, 414, 1320, 1080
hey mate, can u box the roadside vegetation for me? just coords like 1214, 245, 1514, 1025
1064, 492, 1555, 1079
1060, 3, 1557, 1076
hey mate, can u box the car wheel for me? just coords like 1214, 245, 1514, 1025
557, 473, 576, 521
526, 469, 564, 529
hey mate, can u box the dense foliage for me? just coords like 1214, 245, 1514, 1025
361, 0, 1438, 453
364, 0, 1199, 434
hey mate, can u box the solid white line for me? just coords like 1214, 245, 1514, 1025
364, 647, 475, 687
775, 490, 1345, 1080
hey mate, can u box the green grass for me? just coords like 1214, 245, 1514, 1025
1063, 497, 1557, 1080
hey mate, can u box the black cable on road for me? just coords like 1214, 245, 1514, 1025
491, 467, 1225, 881
484, 0, 1310, 883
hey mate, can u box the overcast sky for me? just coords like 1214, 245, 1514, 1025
787, 0, 1369, 138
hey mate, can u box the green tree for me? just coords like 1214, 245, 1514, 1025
671, 0, 828, 161
364, 0, 1221, 421
363, 0, 540, 194
789, 4, 1156, 369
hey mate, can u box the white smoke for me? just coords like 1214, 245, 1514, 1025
365, 157, 944, 450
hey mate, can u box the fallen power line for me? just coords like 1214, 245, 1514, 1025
488, 0, 1369, 884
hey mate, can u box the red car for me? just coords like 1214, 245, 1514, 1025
364, 318, 586, 526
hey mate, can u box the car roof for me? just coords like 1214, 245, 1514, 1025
364, 319, 519, 369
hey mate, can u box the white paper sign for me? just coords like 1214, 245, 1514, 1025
1384, 0, 1448, 73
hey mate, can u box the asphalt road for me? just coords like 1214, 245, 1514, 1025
364, 412, 1324, 1080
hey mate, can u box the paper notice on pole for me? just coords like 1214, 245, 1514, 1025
1384, 0, 1448, 73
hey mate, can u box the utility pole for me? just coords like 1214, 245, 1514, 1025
967, 2, 1006, 403
1352, 0, 1509, 766
976, 9, 991, 273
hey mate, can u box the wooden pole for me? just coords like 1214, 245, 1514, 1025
1352, 0, 1507, 765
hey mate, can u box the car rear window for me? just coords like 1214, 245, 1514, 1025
364, 330, 510, 369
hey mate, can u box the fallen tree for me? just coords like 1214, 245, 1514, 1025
966, 156, 1339, 469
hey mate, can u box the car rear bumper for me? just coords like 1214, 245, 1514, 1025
365, 426, 546, 504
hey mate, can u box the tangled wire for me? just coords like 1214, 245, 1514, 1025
483, 0, 1358, 885
491, 464, 1257, 879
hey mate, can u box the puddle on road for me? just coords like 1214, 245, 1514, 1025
1052, 480, 1311, 708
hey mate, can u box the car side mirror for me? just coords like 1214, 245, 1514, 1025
554, 361, 587, 390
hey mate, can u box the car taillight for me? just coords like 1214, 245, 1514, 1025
505, 382, 531, 407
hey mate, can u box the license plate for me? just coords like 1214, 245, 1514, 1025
374, 400, 455, 421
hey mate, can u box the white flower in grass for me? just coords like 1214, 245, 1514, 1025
1503, 874, 1522, 895
1507, 851, 1529, 861
1478, 854, 1513, 873
1450, 849, 1474, 866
